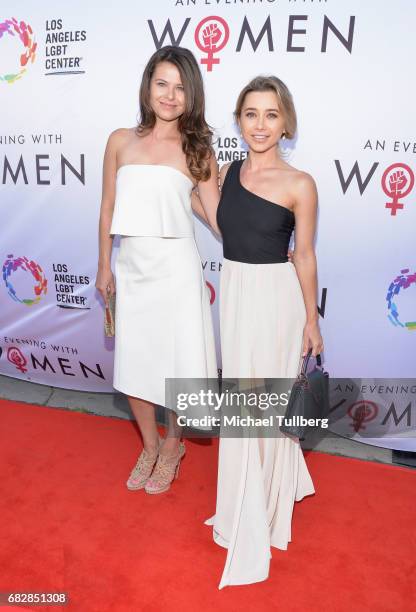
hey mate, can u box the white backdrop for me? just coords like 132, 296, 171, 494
1, 1, 415, 449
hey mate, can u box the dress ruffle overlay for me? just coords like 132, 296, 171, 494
205, 258, 315, 589
110, 164, 217, 414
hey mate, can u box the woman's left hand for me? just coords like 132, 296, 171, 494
302, 320, 324, 357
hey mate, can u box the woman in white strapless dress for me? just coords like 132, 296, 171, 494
95, 46, 219, 495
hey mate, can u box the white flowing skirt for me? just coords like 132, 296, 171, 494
113, 236, 217, 408
206, 259, 315, 589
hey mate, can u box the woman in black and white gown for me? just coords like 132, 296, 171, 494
204, 76, 323, 588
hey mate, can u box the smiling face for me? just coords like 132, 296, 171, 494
149, 61, 186, 122
239, 90, 286, 153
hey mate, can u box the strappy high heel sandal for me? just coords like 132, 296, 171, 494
126, 437, 162, 491
144, 442, 186, 494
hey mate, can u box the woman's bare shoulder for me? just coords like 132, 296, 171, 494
280, 163, 316, 193
287, 168, 318, 212
219, 162, 232, 187
291, 169, 317, 194
107, 127, 136, 146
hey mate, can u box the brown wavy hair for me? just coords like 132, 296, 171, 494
136, 46, 213, 182
234, 75, 297, 139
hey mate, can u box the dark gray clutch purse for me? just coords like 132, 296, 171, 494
279, 350, 329, 439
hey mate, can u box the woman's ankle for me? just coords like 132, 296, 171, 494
143, 435, 162, 455
160, 438, 181, 456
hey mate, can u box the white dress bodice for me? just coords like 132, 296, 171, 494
109, 164, 195, 237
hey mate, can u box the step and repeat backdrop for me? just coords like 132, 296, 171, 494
1, 1, 414, 449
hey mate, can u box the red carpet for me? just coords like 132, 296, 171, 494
0, 398, 414, 612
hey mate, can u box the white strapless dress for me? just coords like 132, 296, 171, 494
110, 164, 217, 409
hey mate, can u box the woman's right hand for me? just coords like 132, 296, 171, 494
95, 265, 116, 305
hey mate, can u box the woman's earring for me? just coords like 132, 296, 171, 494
281, 131, 286, 140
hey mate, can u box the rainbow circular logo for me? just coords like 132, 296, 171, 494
386, 268, 416, 331
0, 18, 37, 84
2, 254, 47, 306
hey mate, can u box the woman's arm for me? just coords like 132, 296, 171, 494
192, 160, 233, 231
95, 130, 120, 303
196, 152, 221, 235
292, 172, 324, 356
191, 189, 209, 223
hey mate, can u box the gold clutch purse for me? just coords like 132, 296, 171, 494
104, 293, 116, 337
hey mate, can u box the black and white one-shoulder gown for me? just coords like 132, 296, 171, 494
205, 160, 315, 589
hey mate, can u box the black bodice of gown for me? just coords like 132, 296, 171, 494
217, 160, 295, 264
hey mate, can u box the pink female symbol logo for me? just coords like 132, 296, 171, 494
381, 163, 414, 216
206, 281, 216, 305
348, 401, 378, 433
7, 346, 28, 373
194, 16, 230, 72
